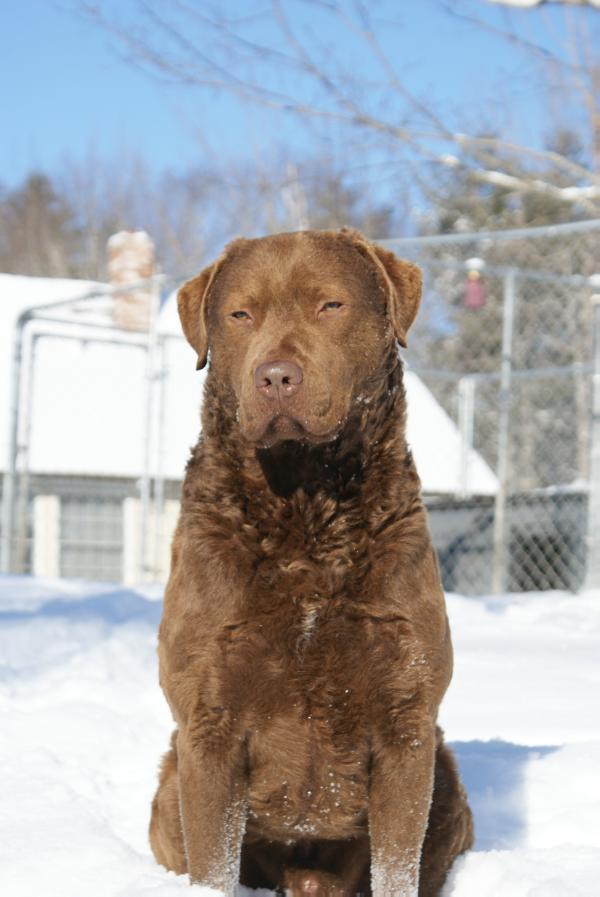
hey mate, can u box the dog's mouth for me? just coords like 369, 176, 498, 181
263, 413, 306, 443
253, 413, 344, 449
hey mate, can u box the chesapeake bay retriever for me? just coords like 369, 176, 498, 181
149, 229, 473, 896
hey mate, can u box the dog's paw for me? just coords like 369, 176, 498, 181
283, 868, 350, 896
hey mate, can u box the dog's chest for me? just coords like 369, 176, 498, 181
221, 505, 404, 717
221, 593, 372, 709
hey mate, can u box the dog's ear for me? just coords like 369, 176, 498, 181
369, 243, 422, 348
177, 240, 246, 369
341, 228, 422, 348
177, 265, 216, 370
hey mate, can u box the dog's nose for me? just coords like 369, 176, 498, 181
255, 360, 303, 398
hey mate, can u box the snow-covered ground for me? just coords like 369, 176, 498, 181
1, 575, 599, 896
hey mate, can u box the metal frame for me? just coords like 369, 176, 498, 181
383, 217, 600, 248
0, 275, 172, 579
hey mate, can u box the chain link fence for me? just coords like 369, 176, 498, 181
1, 220, 599, 593
386, 219, 600, 594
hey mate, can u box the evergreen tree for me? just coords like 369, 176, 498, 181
0, 174, 82, 277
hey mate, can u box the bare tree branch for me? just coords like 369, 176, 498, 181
77, 0, 600, 213
486, 1, 600, 8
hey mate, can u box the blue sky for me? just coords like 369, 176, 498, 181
0, 0, 591, 189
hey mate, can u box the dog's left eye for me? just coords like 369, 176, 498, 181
320, 301, 343, 312
230, 310, 251, 320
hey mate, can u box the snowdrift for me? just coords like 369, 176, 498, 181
1, 576, 599, 896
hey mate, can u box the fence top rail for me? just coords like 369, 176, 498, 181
15, 273, 170, 325
418, 257, 600, 288
383, 217, 600, 248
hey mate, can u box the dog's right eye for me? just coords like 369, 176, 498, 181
230, 310, 251, 320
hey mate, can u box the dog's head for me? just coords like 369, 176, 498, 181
178, 229, 421, 448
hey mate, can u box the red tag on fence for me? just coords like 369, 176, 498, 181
464, 271, 486, 309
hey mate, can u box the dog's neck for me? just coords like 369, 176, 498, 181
186, 351, 422, 523
254, 419, 364, 500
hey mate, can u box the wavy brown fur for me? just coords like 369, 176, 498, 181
149, 230, 473, 897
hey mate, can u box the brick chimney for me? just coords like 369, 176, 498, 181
107, 231, 155, 331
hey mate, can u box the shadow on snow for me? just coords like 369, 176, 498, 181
451, 739, 558, 850
0, 586, 163, 626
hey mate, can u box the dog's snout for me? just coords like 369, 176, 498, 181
255, 360, 303, 398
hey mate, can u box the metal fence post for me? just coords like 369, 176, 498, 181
152, 336, 168, 579
458, 375, 476, 498
491, 269, 517, 594
583, 292, 600, 591
1, 314, 28, 573
13, 332, 38, 572
139, 276, 161, 583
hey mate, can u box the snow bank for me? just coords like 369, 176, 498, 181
1, 576, 599, 896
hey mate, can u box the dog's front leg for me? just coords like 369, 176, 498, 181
177, 727, 247, 895
368, 729, 436, 897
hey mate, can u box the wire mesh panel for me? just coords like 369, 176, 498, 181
59, 495, 124, 582
390, 221, 599, 595
394, 224, 598, 377
426, 496, 495, 595
507, 492, 587, 592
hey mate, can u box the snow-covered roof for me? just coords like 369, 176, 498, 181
404, 372, 497, 495
0, 274, 497, 494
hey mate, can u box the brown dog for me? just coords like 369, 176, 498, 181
149, 229, 473, 896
